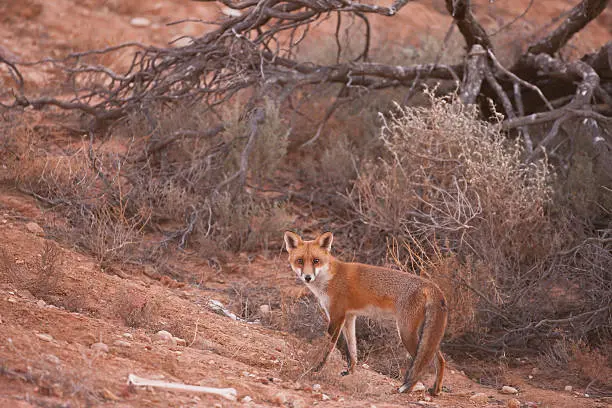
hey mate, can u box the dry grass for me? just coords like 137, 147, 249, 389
114, 286, 161, 328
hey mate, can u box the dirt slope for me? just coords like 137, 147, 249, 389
1, 0, 611, 407
0, 189, 608, 407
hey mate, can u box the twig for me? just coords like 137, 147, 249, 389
487, 49, 553, 111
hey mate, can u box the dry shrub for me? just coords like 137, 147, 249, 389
540, 338, 612, 393
122, 98, 291, 252
115, 286, 161, 328
28, 242, 62, 300
332, 94, 610, 355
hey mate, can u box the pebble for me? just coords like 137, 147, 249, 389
501, 385, 518, 395
45, 354, 60, 364
241, 395, 252, 403
113, 340, 131, 347
271, 392, 287, 405
469, 393, 489, 403
130, 17, 151, 27
122, 333, 133, 339
321, 394, 330, 401
91, 342, 109, 353
412, 382, 426, 392
259, 304, 270, 315
36, 299, 46, 307
36, 333, 54, 342
507, 398, 521, 408
312, 383, 321, 391
292, 399, 306, 408
564, 385, 573, 392
26, 222, 44, 235
153, 330, 176, 345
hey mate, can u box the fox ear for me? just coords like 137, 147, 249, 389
284, 231, 302, 251
317, 232, 333, 252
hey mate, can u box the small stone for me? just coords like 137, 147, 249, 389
507, 398, 521, 408
413, 382, 426, 392
122, 333, 133, 339
130, 17, 151, 27
91, 342, 109, 353
271, 392, 286, 405
154, 330, 176, 345
501, 386, 518, 395
26, 222, 44, 235
528, 375, 533, 379
45, 354, 60, 364
312, 383, 321, 391
259, 304, 270, 315
584, 393, 589, 398
36, 299, 46, 307
113, 340, 131, 347
423, 395, 432, 402
321, 394, 330, 401
292, 399, 306, 408
36, 333, 54, 342
564, 385, 573, 392
469, 393, 489, 403
241, 395, 252, 403
362, 363, 370, 369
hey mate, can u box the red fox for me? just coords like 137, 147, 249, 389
284, 231, 448, 396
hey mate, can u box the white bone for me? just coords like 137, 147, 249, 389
128, 374, 237, 401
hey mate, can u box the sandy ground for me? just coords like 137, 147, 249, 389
1, 0, 611, 407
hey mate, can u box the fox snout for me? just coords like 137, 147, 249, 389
303, 274, 313, 283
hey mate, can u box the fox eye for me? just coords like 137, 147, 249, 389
313, 258, 319, 265
296, 258, 304, 265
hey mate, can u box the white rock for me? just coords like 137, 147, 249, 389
130, 17, 151, 27
241, 395, 252, 403
113, 340, 131, 347
122, 333, 133, 339
259, 304, 270, 315
271, 392, 286, 405
413, 382, 426, 392
91, 342, 109, 353
36, 333, 54, 342
45, 354, 60, 364
321, 394, 330, 401
501, 386, 518, 395
469, 393, 489, 403
154, 330, 176, 345
312, 383, 321, 391
36, 299, 46, 308
26, 222, 44, 235
564, 385, 573, 392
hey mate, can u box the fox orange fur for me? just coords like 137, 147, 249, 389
284, 231, 448, 396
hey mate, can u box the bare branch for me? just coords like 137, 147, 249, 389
527, 0, 610, 56
445, 0, 493, 50
460, 45, 487, 104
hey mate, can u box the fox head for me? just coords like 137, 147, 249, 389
284, 231, 333, 284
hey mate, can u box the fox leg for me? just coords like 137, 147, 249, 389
397, 321, 420, 393
313, 315, 345, 372
430, 350, 446, 396
340, 314, 357, 375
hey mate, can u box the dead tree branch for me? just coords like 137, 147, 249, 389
527, 0, 610, 56
445, 0, 493, 51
